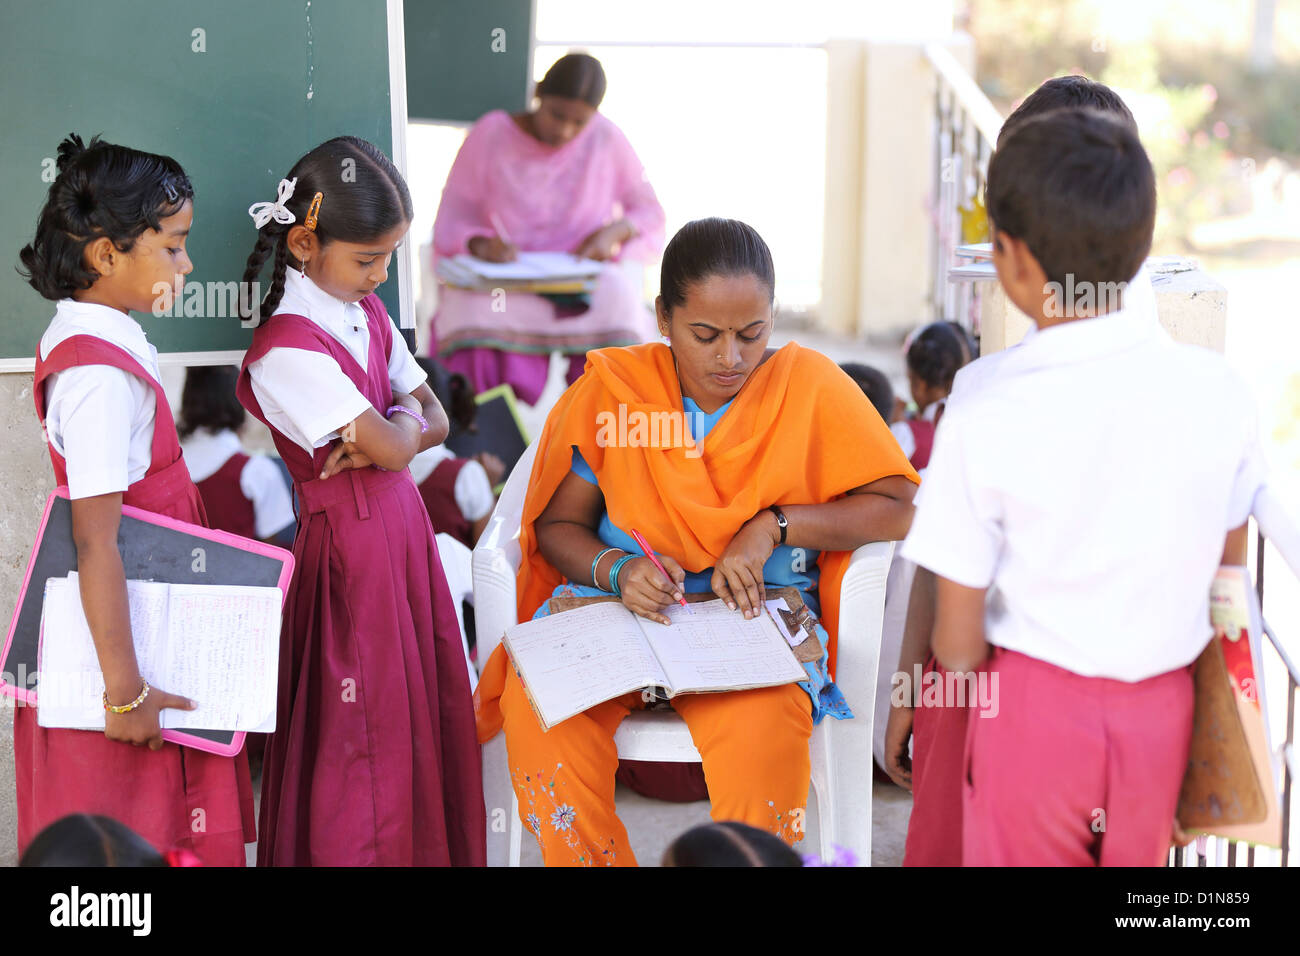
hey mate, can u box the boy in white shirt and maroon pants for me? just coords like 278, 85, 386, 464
902, 108, 1268, 866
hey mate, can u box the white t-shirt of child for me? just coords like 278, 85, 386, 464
889, 401, 943, 462
408, 445, 496, 523
181, 427, 296, 537
39, 299, 162, 499
947, 264, 1156, 409
247, 270, 427, 454
901, 298, 1267, 682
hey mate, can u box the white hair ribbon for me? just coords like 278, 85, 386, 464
248, 177, 298, 230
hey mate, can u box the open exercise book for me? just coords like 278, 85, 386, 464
503, 597, 808, 731
37, 572, 280, 734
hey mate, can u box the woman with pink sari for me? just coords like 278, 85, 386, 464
430, 53, 666, 405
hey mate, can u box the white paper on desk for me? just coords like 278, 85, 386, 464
644, 599, 805, 693
37, 573, 280, 733
452, 251, 603, 281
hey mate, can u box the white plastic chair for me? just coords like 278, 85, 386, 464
473, 440, 896, 866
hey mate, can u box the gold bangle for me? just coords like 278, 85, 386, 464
103, 679, 149, 715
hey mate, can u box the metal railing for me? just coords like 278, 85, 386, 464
1167, 524, 1299, 867
923, 43, 1002, 333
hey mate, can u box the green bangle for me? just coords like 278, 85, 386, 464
609, 554, 636, 597
591, 547, 620, 590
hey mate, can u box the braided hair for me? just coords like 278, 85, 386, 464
18, 134, 193, 301
239, 136, 412, 325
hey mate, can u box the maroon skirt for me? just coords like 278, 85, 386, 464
256, 466, 486, 866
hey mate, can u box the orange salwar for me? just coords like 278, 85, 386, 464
475, 341, 918, 866
501, 672, 812, 866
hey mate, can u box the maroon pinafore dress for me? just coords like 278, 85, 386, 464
19, 335, 256, 865
236, 295, 486, 866
417, 456, 473, 547
195, 451, 257, 540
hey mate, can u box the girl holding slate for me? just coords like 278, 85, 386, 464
17, 135, 256, 866
235, 136, 486, 866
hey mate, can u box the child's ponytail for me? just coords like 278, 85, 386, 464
238, 136, 412, 326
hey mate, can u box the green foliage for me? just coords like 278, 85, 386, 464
968, 0, 1300, 251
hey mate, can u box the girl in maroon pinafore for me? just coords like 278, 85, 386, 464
16, 135, 255, 865
235, 137, 485, 866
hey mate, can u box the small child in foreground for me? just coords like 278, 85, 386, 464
661, 821, 803, 867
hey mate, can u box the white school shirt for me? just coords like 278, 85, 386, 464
947, 265, 1155, 409
889, 401, 943, 462
180, 428, 297, 537
247, 270, 427, 454
39, 300, 162, 499
900, 300, 1268, 682
408, 444, 496, 522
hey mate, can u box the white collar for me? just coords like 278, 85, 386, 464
277, 269, 367, 332
45, 299, 157, 371
1007, 299, 1166, 374
184, 426, 242, 454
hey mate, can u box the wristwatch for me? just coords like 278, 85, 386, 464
767, 505, 788, 546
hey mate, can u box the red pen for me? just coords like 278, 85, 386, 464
629, 528, 690, 612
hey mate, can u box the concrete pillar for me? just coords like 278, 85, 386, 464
821, 34, 976, 341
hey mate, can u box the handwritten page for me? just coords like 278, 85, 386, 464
504, 601, 669, 730
643, 599, 806, 694
160, 584, 280, 732
37, 573, 280, 733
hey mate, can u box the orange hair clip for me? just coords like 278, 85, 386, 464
304, 191, 324, 231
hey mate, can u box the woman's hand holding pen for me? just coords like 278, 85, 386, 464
711, 514, 778, 620
618, 554, 686, 627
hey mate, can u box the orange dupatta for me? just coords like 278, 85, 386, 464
474, 341, 918, 742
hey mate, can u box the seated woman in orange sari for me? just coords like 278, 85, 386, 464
475, 218, 919, 866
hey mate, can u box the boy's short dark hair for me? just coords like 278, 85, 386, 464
840, 362, 894, 422
986, 109, 1155, 292
998, 75, 1136, 146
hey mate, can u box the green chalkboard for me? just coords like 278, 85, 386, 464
1, 0, 404, 364
405, 0, 533, 123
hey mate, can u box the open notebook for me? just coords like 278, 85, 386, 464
37, 573, 280, 734
503, 596, 808, 732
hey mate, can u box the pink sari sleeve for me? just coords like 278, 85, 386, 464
608, 120, 666, 262
432, 114, 497, 258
